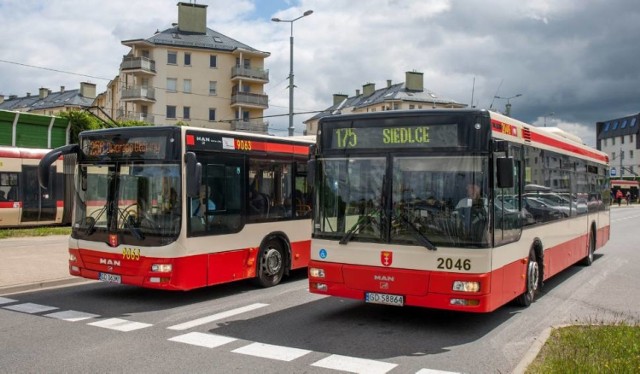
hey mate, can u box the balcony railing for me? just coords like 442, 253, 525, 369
121, 87, 155, 101
231, 92, 268, 108
120, 56, 156, 74
230, 120, 269, 134
118, 112, 155, 123
231, 66, 269, 82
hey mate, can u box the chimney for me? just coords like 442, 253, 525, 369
177, 2, 208, 34
60, 86, 65, 93
26, 92, 31, 97
387, 79, 392, 88
333, 94, 348, 105
355, 89, 360, 96
405, 71, 424, 92
363, 83, 375, 96
39, 87, 49, 99
80, 82, 97, 99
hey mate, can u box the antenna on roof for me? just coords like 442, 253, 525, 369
489, 79, 503, 110
470, 76, 476, 108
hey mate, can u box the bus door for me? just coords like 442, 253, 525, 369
493, 144, 522, 246
21, 165, 57, 222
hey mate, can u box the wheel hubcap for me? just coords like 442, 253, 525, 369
263, 248, 282, 276
528, 259, 539, 294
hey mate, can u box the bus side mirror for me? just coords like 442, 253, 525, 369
39, 144, 79, 189
185, 152, 202, 198
497, 158, 514, 188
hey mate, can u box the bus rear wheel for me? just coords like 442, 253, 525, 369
516, 249, 539, 307
580, 230, 595, 266
254, 240, 285, 288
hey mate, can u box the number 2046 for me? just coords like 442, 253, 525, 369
436, 257, 471, 271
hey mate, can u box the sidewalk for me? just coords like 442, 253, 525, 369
0, 235, 87, 295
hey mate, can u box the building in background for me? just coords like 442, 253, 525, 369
0, 83, 96, 116
98, 2, 270, 133
304, 71, 466, 135
596, 113, 639, 179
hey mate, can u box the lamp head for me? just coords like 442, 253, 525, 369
303, 10, 314, 16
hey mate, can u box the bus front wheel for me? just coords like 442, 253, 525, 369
254, 240, 285, 288
516, 248, 540, 307
580, 230, 595, 266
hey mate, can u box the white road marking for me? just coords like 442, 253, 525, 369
3, 302, 58, 314
45, 310, 100, 322
232, 342, 312, 362
415, 369, 461, 374
311, 354, 398, 374
0, 297, 17, 305
168, 332, 237, 348
167, 303, 269, 331
88, 318, 152, 332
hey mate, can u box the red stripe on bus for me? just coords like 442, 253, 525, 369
0, 201, 19, 208
528, 131, 608, 163
251, 141, 309, 155
56, 200, 64, 208
0, 147, 51, 159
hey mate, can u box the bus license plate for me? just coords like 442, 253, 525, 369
365, 292, 404, 307
98, 272, 121, 284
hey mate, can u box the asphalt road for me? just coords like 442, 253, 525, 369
1, 208, 638, 373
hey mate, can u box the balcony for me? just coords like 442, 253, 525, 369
231, 66, 269, 82
231, 92, 268, 109
230, 120, 269, 134
120, 56, 156, 76
118, 112, 155, 124
121, 87, 155, 103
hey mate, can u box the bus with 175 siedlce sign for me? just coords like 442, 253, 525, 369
39, 126, 314, 290
308, 109, 610, 312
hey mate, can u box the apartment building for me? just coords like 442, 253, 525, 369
596, 113, 640, 178
100, 2, 270, 133
304, 71, 466, 135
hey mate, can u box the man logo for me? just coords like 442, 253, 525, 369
381, 251, 393, 266
100, 258, 121, 267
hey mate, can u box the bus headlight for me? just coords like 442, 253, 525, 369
69, 254, 77, 262
452, 281, 480, 292
151, 264, 172, 273
309, 268, 325, 278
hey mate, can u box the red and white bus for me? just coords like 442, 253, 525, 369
308, 109, 610, 312
39, 126, 314, 290
0, 146, 71, 227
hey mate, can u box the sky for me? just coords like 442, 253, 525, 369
1, 0, 640, 146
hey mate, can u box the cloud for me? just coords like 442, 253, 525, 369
1, 0, 638, 142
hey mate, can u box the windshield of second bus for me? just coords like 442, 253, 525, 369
315, 155, 489, 247
73, 162, 181, 245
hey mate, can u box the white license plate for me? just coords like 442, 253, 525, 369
98, 272, 121, 284
365, 292, 404, 306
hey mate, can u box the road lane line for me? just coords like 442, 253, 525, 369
167, 303, 269, 331
415, 369, 461, 374
45, 310, 100, 322
232, 342, 312, 361
169, 332, 237, 348
3, 302, 58, 314
0, 297, 17, 305
88, 318, 152, 332
311, 354, 398, 374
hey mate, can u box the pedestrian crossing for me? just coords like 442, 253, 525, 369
1, 296, 460, 374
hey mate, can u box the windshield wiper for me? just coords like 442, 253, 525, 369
83, 205, 107, 235
339, 211, 379, 245
396, 210, 437, 251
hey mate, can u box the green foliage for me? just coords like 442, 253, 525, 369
59, 110, 103, 144
119, 120, 153, 128
0, 226, 71, 239
527, 324, 640, 373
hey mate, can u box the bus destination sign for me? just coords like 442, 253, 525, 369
328, 124, 459, 150
83, 137, 166, 160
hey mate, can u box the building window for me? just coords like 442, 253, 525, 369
209, 108, 216, 121
184, 53, 191, 66
631, 150, 634, 159
209, 81, 217, 95
166, 105, 176, 119
210, 55, 217, 68
183, 79, 191, 94
603, 138, 607, 147
622, 136, 625, 144
612, 137, 616, 146
167, 51, 177, 65
167, 78, 177, 92
630, 134, 634, 143
183, 106, 190, 120
409, 104, 415, 109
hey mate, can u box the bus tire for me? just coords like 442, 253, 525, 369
580, 229, 595, 266
516, 248, 540, 307
254, 239, 285, 288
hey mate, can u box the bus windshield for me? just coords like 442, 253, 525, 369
73, 162, 181, 246
314, 155, 489, 248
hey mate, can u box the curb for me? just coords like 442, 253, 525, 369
0, 277, 93, 296
512, 324, 570, 374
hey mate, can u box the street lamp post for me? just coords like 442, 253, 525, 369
272, 10, 313, 136
494, 94, 522, 117
543, 112, 554, 127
